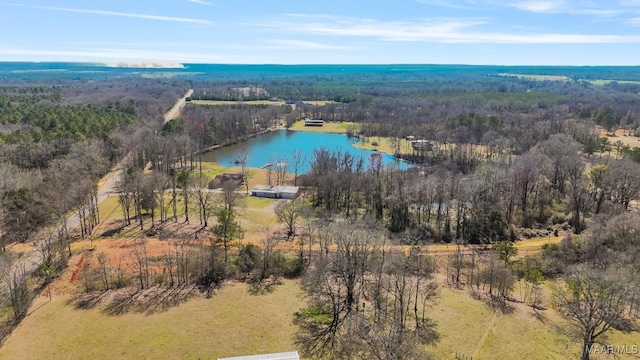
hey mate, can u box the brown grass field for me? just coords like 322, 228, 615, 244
3, 260, 637, 360
598, 126, 640, 149
0, 280, 304, 360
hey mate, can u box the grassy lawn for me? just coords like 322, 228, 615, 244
352, 136, 412, 155
245, 196, 277, 209
288, 120, 359, 134
239, 209, 277, 235
3, 266, 638, 360
0, 281, 303, 360
98, 195, 125, 221
427, 286, 493, 358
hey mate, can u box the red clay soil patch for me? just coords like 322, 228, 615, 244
70, 255, 86, 282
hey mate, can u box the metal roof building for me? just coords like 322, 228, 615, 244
251, 185, 300, 199
218, 351, 300, 360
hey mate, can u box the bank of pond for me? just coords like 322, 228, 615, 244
201, 129, 410, 173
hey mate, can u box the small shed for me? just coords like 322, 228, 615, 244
304, 118, 324, 127
251, 185, 300, 199
218, 351, 300, 360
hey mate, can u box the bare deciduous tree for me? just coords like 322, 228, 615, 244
553, 270, 640, 360
275, 200, 301, 241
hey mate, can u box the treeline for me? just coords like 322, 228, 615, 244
303, 132, 640, 241
0, 103, 135, 143
176, 103, 290, 148
190, 85, 269, 101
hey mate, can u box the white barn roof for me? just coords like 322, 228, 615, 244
218, 351, 300, 360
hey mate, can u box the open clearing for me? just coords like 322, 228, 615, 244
586, 79, 640, 86
498, 73, 569, 81
301, 100, 336, 106
598, 126, 640, 149
288, 120, 359, 134
191, 100, 287, 106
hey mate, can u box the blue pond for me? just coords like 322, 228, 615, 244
201, 130, 409, 174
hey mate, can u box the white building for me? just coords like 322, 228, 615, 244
251, 185, 300, 199
218, 351, 300, 360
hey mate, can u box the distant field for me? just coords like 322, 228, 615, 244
288, 120, 360, 134
191, 100, 286, 106
587, 79, 640, 86
302, 100, 336, 106
498, 73, 570, 81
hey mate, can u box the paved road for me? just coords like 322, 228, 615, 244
1, 89, 193, 294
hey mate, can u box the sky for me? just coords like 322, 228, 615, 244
1, 0, 640, 65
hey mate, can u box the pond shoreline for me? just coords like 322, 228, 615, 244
196, 121, 412, 172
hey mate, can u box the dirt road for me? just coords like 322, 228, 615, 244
1, 89, 193, 295
164, 89, 193, 123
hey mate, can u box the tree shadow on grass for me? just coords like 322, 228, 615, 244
248, 279, 282, 296
485, 294, 515, 314
249, 283, 275, 296
69, 285, 198, 316
100, 223, 128, 238
68, 291, 110, 310
103, 285, 198, 316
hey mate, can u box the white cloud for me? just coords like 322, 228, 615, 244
260, 16, 640, 44
415, 0, 476, 9
266, 39, 348, 50
509, 1, 561, 13
187, 0, 219, 7
507, 0, 622, 16
25, 5, 213, 25
619, 0, 640, 6
415, 0, 623, 17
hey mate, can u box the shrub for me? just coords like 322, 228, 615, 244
283, 256, 304, 278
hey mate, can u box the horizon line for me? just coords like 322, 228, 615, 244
1, 61, 640, 67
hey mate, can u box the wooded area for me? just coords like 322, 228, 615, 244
0, 65, 639, 360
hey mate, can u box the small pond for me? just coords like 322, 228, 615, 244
201, 130, 409, 174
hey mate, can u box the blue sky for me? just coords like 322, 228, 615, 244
1, 0, 640, 65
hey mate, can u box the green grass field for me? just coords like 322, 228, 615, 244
245, 196, 277, 209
